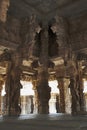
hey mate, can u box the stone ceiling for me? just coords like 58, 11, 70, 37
0, 0, 87, 78
9, 0, 87, 19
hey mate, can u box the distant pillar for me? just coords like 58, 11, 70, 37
32, 80, 38, 113
57, 78, 65, 113
77, 64, 85, 112
64, 78, 71, 114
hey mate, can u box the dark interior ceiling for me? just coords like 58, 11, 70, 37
8, 0, 87, 19
0, 0, 87, 77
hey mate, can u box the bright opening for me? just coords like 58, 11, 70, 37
1, 80, 59, 114
49, 80, 59, 113
1, 84, 6, 96
49, 80, 59, 94
20, 81, 34, 96
83, 81, 87, 93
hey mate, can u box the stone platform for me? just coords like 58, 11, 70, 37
0, 113, 87, 130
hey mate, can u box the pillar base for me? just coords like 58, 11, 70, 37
4, 107, 21, 116
38, 103, 49, 114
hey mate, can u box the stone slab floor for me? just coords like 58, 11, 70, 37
0, 113, 87, 130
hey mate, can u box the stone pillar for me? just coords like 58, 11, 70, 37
5, 52, 22, 116
37, 68, 51, 114
77, 63, 85, 112
64, 78, 71, 114
69, 76, 80, 114
57, 78, 65, 113
0, 0, 10, 22
68, 61, 85, 114
0, 80, 4, 114
79, 78, 85, 112
36, 23, 51, 114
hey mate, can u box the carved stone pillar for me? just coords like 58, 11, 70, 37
37, 68, 51, 114
0, 0, 9, 22
68, 61, 85, 114
69, 76, 80, 114
57, 78, 65, 113
0, 80, 4, 114
64, 78, 71, 113
36, 23, 51, 114
77, 63, 85, 112
79, 77, 85, 112
5, 52, 22, 116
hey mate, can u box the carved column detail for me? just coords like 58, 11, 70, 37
5, 52, 22, 116
68, 60, 84, 114
57, 78, 65, 113
64, 78, 71, 114
76, 62, 85, 112
36, 23, 51, 114
69, 76, 80, 114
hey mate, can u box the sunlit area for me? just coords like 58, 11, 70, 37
1, 79, 87, 114
1, 80, 59, 114
20, 81, 34, 114
83, 80, 87, 93
20, 81, 34, 96
83, 80, 87, 111
49, 80, 59, 113
1, 84, 6, 96
49, 80, 59, 94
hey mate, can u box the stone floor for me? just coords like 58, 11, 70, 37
0, 113, 87, 130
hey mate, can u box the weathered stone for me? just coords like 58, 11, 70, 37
0, 0, 9, 22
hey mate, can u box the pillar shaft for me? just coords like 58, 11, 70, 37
69, 77, 80, 114
5, 53, 22, 116
58, 78, 65, 113
77, 70, 84, 111
37, 23, 51, 114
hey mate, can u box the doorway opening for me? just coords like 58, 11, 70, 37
49, 80, 59, 113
